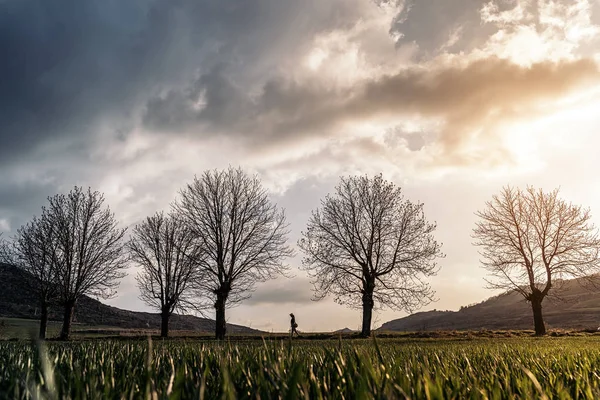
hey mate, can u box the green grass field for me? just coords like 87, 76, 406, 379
2, 336, 600, 399
0, 318, 68, 339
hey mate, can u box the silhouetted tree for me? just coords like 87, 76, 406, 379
174, 167, 293, 339
299, 174, 444, 337
14, 213, 59, 339
129, 211, 200, 337
0, 233, 12, 264
47, 187, 127, 340
473, 186, 600, 335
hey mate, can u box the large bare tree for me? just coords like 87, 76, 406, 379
129, 211, 200, 337
14, 213, 60, 339
299, 174, 444, 337
47, 187, 127, 339
473, 186, 600, 335
174, 167, 293, 339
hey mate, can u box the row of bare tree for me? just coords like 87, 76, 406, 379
2, 168, 599, 338
131, 169, 293, 339
0, 169, 293, 340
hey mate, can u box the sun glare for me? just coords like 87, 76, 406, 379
501, 128, 541, 168
306, 47, 328, 71
499, 85, 600, 173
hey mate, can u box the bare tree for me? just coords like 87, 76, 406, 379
174, 167, 293, 339
129, 211, 200, 337
47, 187, 127, 340
473, 186, 600, 335
298, 174, 444, 337
0, 233, 12, 264
14, 213, 59, 339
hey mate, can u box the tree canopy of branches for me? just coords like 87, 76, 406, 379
473, 186, 600, 335
47, 187, 127, 339
174, 167, 293, 339
129, 211, 200, 337
0, 233, 12, 265
14, 213, 60, 339
298, 174, 444, 337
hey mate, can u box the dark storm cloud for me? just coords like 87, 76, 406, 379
0, 0, 155, 163
143, 66, 254, 132
0, 0, 361, 164
0, 0, 382, 237
143, 71, 332, 137
4, 0, 596, 169
0, 178, 58, 232
144, 56, 600, 158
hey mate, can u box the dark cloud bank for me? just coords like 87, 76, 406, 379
2, 0, 599, 229
144, 57, 600, 155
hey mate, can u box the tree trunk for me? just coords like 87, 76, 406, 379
530, 290, 546, 336
161, 307, 170, 338
39, 300, 49, 340
215, 290, 229, 340
60, 300, 76, 340
361, 286, 375, 337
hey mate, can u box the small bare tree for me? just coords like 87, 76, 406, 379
174, 167, 293, 340
0, 233, 12, 264
473, 186, 600, 335
14, 213, 59, 339
299, 174, 444, 337
47, 187, 127, 340
129, 211, 200, 337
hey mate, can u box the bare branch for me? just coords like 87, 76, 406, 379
0, 233, 13, 265
14, 213, 60, 302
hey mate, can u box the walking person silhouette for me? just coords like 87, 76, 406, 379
290, 313, 301, 337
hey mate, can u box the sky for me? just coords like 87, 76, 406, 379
2, 0, 600, 332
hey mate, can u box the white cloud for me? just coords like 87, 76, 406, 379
479, 0, 600, 64
0, 219, 10, 233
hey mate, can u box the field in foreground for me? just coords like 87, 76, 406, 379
2, 337, 600, 399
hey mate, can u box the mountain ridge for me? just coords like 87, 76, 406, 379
380, 276, 600, 332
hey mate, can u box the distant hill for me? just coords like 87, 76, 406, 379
380, 276, 600, 332
0, 263, 261, 334
334, 327, 357, 334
